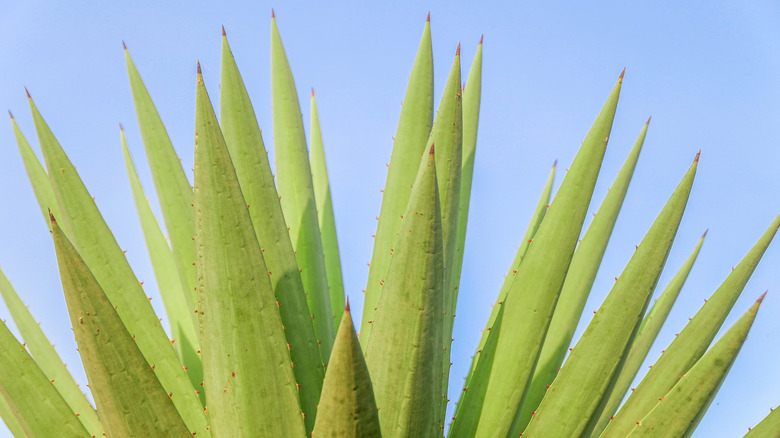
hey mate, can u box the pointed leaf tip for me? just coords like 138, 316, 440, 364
646, 116, 652, 125
702, 229, 709, 238
553, 159, 558, 168
619, 67, 626, 80
757, 291, 768, 304
197, 61, 202, 75
456, 42, 461, 56
48, 209, 55, 223
429, 143, 435, 155
694, 150, 701, 163
122, 40, 127, 50
271, 8, 275, 18
24, 87, 31, 99
311, 88, 315, 97
345, 298, 351, 313
119, 123, 124, 132
480, 34, 484, 45
222, 25, 226, 36
426, 11, 430, 22
7, 110, 13, 119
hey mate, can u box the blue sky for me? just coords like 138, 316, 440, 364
1, 2, 779, 436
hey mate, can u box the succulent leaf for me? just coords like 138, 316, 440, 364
520, 153, 697, 437
271, 15, 335, 361
51, 215, 192, 437
365, 146, 444, 437
628, 295, 765, 437
220, 30, 324, 433
361, 16, 434, 348
603, 213, 780, 437
194, 63, 306, 437
313, 303, 381, 438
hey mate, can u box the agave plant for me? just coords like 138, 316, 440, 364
0, 12, 778, 438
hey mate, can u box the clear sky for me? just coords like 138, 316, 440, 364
1, 2, 779, 436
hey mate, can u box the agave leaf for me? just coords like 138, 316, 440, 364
450, 71, 623, 438
0, 315, 90, 437
451, 36, 483, 301
459, 160, 556, 395
365, 146, 444, 437
521, 154, 697, 437
0, 267, 104, 436
603, 213, 780, 437
591, 231, 706, 435
271, 14, 335, 361
361, 15, 434, 348
125, 47, 198, 312
10, 114, 61, 227
27, 93, 209, 436
517, 120, 649, 432
449, 302, 506, 433
310, 90, 346, 329
629, 295, 765, 438
312, 302, 381, 438
51, 214, 192, 437
220, 29, 324, 432
745, 405, 780, 437
427, 44, 463, 421
194, 63, 306, 437
121, 130, 204, 404
0, 390, 26, 438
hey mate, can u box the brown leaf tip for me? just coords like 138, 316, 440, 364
122, 40, 127, 50
271, 8, 275, 18
553, 159, 558, 169
8, 110, 13, 120
456, 42, 461, 56
646, 116, 652, 126
48, 209, 55, 224
197, 61, 202, 76
311, 88, 315, 98
480, 34, 484, 45
702, 229, 709, 239
345, 297, 351, 313
619, 67, 626, 80
757, 291, 768, 304
694, 149, 701, 163
426, 12, 430, 22
429, 143, 435, 155
24, 87, 31, 99
119, 123, 124, 132
222, 25, 226, 37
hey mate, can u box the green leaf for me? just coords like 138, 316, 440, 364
125, 46, 198, 313
745, 405, 780, 437
0, 267, 104, 437
51, 215, 192, 437
310, 91, 346, 329
0, 389, 26, 438
591, 231, 706, 435
220, 29, 324, 433
361, 15, 434, 348
365, 146, 444, 437
28, 93, 210, 436
459, 161, 556, 395
520, 154, 697, 437
450, 71, 623, 438
0, 307, 90, 437
426, 44, 463, 422
10, 113, 61, 228
121, 130, 204, 405
629, 295, 765, 438
312, 302, 381, 438
271, 15, 335, 361
194, 63, 306, 437
603, 213, 780, 437
517, 120, 649, 432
